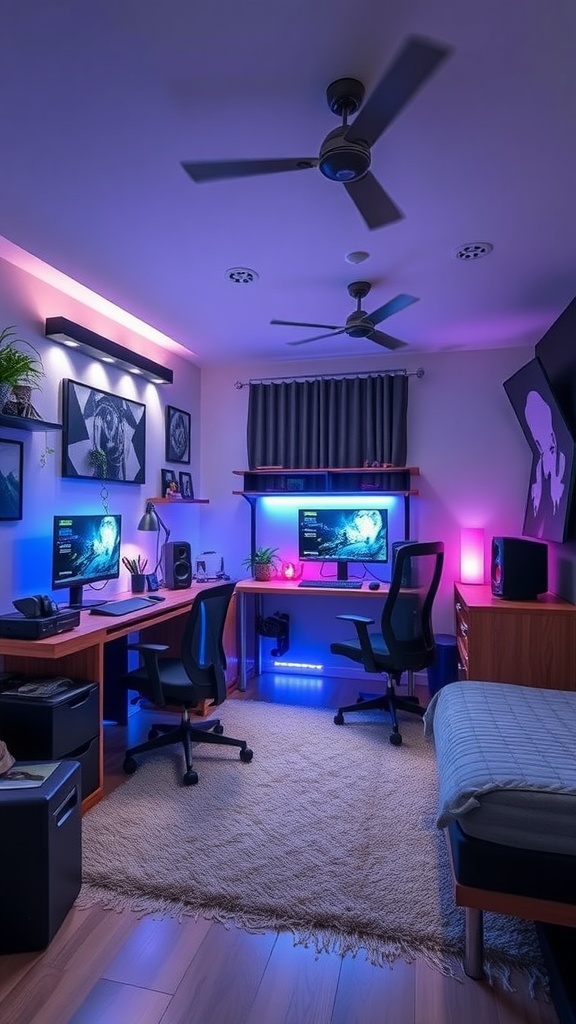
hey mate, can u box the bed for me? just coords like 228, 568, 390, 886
423, 680, 576, 980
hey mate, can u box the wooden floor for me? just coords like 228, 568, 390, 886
0, 674, 560, 1024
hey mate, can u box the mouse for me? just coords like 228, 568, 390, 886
147, 594, 166, 602
368, 581, 380, 591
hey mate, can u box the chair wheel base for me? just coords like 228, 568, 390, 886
213, 723, 224, 735
123, 756, 138, 774
183, 769, 199, 785
389, 731, 403, 746
334, 711, 344, 725
240, 747, 254, 763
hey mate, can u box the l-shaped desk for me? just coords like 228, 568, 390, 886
0, 583, 225, 812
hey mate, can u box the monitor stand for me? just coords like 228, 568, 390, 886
336, 562, 349, 582
67, 585, 108, 610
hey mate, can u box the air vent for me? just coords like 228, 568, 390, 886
454, 242, 494, 261
225, 267, 259, 285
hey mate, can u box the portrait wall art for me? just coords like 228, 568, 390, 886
62, 379, 146, 483
0, 439, 23, 520
165, 406, 190, 464
503, 358, 575, 543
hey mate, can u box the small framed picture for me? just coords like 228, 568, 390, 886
0, 439, 23, 520
161, 467, 178, 497
165, 405, 190, 464
179, 471, 194, 499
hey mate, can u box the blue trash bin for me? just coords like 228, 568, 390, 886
427, 633, 458, 698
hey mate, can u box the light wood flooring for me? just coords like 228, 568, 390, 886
0, 674, 561, 1024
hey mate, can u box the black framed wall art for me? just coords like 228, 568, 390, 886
165, 405, 190, 464
62, 379, 146, 483
179, 471, 194, 498
503, 358, 575, 543
0, 439, 23, 520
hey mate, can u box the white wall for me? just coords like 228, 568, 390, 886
0, 258, 202, 613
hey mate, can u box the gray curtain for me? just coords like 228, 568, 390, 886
247, 374, 408, 469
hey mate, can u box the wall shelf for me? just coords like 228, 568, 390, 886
145, 497, 209, 504
0, 413, 62, 433
233, 466, 419, 496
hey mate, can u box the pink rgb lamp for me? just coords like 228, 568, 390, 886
460, 527, 485, 584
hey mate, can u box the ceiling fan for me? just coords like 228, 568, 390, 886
181, 35, 451, 230
272, 281, 419, 349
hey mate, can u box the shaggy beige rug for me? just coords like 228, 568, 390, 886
78, 700, 545, 986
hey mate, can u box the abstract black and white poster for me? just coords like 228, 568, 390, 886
165, 405, 190, 464
0, 439, 23, 520
62, 379, 146, 483
503, 358, 575, 543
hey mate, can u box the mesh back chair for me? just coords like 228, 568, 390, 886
331, 541, 444, 745
119, 583, 253, 785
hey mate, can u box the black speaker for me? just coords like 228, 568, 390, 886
491, 536, 548, 600
163, 541, 192, 589
391, 541, 412, 587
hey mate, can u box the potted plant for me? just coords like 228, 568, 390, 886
0, 325, 45, 414
241, 546, 280, 582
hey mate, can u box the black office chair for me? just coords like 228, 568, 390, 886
119, 582, 253, 785
331, 541, 444, 745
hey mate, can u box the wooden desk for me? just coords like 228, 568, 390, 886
0, 583, 223, 812
235, 578, 389, 691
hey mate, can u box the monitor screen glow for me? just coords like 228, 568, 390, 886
52, 513, 122, 608
298, 507, 388, 580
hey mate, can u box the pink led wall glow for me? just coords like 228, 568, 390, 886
460, 527, 485, 584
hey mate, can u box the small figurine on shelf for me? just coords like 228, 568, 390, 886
166, 479, 181, 499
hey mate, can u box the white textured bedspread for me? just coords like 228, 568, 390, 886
424, 681, 576, 830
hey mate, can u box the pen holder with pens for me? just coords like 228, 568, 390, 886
130, 574, 147, 594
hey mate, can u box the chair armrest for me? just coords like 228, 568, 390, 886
336, 615, 379, 673
336, 614, 375, 625
126, 643, 168, 706
126, 643, 169, 653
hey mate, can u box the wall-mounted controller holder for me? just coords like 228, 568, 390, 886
256, 612, 290, 657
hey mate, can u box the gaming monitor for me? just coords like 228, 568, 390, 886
52, 513, 122, 608
298, 507, 389, 581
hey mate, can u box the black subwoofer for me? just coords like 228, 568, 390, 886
163, 541, 192, 589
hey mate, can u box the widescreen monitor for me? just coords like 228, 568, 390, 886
52, 513, 122, 608
298, 507, 389, 581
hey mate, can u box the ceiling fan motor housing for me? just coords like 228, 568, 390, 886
318, 127, 371, 182
345, 311, 373, 338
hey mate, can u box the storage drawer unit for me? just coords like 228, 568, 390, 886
0, 682, 99, 799
454, 583, 576, 690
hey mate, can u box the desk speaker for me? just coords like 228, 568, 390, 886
163, 541, 192, 589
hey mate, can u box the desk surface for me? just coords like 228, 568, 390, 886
0, 583, 219, 659
235, 578, 389, 597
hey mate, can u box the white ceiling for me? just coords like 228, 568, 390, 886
2, 0, 576, 366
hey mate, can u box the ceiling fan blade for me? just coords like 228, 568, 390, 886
181, 157, 318, 183
367, 293, 419, 325
287, 328, 347, 347
368, 330, 408, 351
344, 173, 403, 230
271, 319, 339, 330
345, 36, 451, 148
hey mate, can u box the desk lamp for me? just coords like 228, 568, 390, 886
138, 502, 171, 575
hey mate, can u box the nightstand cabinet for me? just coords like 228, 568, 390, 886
454, 583, 576, 691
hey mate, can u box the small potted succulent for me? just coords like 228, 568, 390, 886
0, 326, 45, 414
241, 546, 280, 582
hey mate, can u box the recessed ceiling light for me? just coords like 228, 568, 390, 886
225, 267, 259, 284
345, 251, 370, 264
453, 242, 494, 261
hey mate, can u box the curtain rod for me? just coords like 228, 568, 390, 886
234, 368, 424, 389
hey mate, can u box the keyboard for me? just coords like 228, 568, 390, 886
89, 597, 156, 616
297, 579, 363, 590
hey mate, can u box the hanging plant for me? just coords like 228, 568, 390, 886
88, 446, 107, 478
